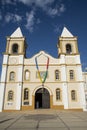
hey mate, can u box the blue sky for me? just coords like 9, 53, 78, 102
0, 0, 87, 73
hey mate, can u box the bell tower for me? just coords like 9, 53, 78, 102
57, 27, 85, 110
57, 27, 79, 57
0, 27, 27, 111
5, 27, 27, 56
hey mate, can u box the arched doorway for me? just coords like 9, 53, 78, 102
35, 88, 50, 109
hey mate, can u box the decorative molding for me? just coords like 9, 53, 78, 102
3, 53, 25, 55
1, 80, 84, 84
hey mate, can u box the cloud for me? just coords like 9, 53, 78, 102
18, 0, 33, 5
1, 0, 66, 17
19, 0, 54, 7
5, 14, 12, 23
5, 13, 22, 23
25, 10, 41, 32
25, 10, 35, 32
1, 0, 54, 6
1, 0, 16, 5
54, 24, 64, 33
18, 0, 66, 17
36, 18, 41, 24
0, 0, 66, 33
46, 7, 58, 17
14, 14, 22, 22
59, 4, 65, 13
0, 12, 2, 20
45, 3, 65, 17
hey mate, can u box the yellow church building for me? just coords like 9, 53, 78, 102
0, 27, 86, 112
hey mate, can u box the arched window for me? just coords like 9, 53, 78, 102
69, 70, 74, 80
9, 72, 15, 81
71, 90, 76, 101
8, 90, 14, 101
12, 44, 18, 54
24, 88, 29, 100
55, 70, 60, 80
25, 70, 30, 80
66, 44, 72, 54
56, 88, 61, 100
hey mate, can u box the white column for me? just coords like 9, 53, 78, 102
3, 55, 8, 64
16, 66, 23, 110
16, 55, 24, 110
61, 65, 66, 81
1, 66, 7, 82
76, 65, 83, 81
19, 55, 24, 64
75, 55, 81, 64
61, 65, 69, 109
79, 83, 86, 111
0, 84, 5, 112
16, 83, 22, 110
1, 55, 8, 82
0, 55, 8, 112
62, 83, 69, 109
18, 55, 24, 82
60, 55, 65, 64
18, 66, 23, 82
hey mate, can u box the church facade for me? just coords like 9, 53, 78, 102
0, 27, 86, 112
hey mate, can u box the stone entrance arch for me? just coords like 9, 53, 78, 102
35, 88, 50, 109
